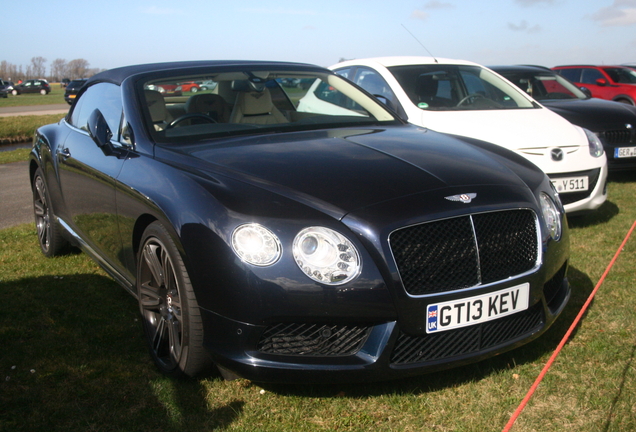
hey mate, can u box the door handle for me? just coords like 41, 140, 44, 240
57, 147, 71, 160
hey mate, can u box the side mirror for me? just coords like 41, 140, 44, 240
579, 86, 592, 98
595, 78, 607, 87
87, 109, 112, 148
373, 95, 409, 121
374, 95, 394, 110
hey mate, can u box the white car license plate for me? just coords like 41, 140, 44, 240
551, 176, 589, 193
426, 283, 530, 333
615, 147, 636, 158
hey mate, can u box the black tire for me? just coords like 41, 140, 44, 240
615, 98, 634, 106
33, 168, 69, 257
137, 222, 211, 378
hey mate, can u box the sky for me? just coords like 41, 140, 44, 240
2, 0, 636, 73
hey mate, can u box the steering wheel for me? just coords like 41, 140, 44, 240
167, 113, 217, 128
457, 93, 487, 106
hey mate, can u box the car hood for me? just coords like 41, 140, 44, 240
171, 126, 537, 219
415, 107, 585, 151
541, 98, 636, 132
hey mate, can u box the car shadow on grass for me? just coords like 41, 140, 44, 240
0, 265, 597, 417
567, 199, 619, 229
0, 274, 243, 432
607, 170, 636, 184
260, 264, 595, 398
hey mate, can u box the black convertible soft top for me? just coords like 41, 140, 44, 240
86, 60, 325, 86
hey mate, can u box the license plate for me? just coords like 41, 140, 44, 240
426, 283, 530, 333
615, 147, 636, 158
69, 94, 76, 99
551, 176, 588, 193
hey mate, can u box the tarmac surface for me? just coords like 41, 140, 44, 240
0, 105, 70, 230
0, 104, 69, 117
0, 161, 33, 230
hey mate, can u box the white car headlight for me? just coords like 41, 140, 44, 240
585, 128, 604, 158
232, 223, 282, 266
540, 192, 562, 241
293, 227, 361, 285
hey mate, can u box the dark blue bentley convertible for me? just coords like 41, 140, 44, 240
29, 60, 570, 383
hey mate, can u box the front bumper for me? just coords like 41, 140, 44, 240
200, 259, 570, 383
194, 186, 571, 383
548, 163, 608, 214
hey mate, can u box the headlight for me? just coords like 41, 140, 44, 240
585, 128, 604, 158
540, 192, 562, 241
232, 223, 282, 266
293, 227, 361, 285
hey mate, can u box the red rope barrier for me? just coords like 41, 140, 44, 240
502, 220, 636, 432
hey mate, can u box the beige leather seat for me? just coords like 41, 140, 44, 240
145, 90, 172, 130
185, 93, 230, 123
230, 86, 288, 124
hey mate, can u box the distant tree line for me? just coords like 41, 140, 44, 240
0, 57, 105, 82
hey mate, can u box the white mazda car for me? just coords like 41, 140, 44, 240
322, 57, 608, 214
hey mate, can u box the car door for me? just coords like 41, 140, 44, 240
56, 82, 128, 266
22, 80, 35, 93
579, 67, 614, 100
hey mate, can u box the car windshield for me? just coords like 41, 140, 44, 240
500, 71, 588, 101
388, 64, 537, 111
140, 69, 398, 144
603, 67, 636, 84
68, 80, 85, 89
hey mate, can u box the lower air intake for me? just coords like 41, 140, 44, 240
257, 323, 371, 356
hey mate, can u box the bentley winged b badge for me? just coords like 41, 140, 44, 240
445, 193, 477, 204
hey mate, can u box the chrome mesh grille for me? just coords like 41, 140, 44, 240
390, 210, 538, 296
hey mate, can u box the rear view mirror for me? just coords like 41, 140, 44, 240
595, 78, 607, 86
579, 86, 592, 98
87, 109, 112, 148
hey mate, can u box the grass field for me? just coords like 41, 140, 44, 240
0, 114, 66, 143
0, 84, 67, 143
0, 84, 66, 107
0, 83, 67, 144
1, 150, 635, 431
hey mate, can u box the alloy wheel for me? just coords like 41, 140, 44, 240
139, 237, 184, 371
33, 175, 51, 253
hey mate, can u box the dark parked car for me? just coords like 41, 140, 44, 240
64, 79, 87, 104
492, 65, 636, 171
30, 60, 570, 383
0, 79, 14, 97
12, 79, 51, 95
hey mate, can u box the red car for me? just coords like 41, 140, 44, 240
146, 83, 182, 96
552, 65, 636, 105
178, 81, 200, 93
